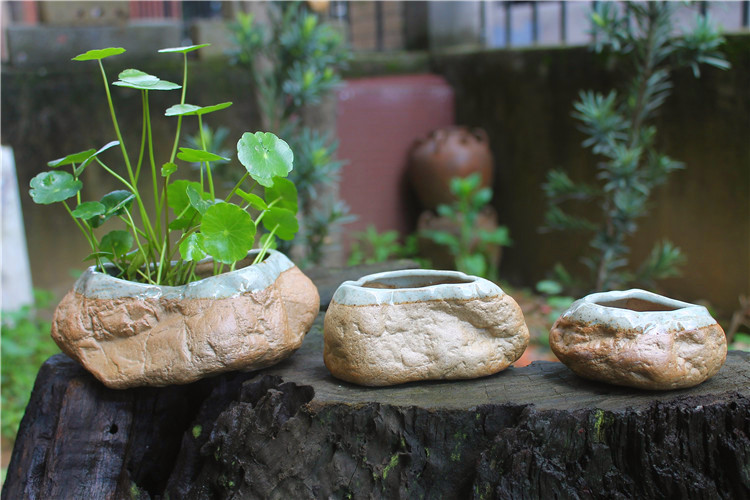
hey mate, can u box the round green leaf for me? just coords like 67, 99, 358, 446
77, 140, 121, 174
113, 79, 180, 91
236, 189, 267, 211
194, 102, 233, 116
89, 190, 135, 228
201, 204, 256, 264
177, 147, 229, 163
179, 233, 207, 262
117, 69, 159, 86
29, 171, 82, 204
165, 104, 202, 117
186, 185, 214, 215
161, 162, 178, 177
262, 207, 299, 241
100, 230, 133, 258
72, 47, 126, 61
158, 44, 211, 54
72, 201, 105, 219
237, 132, 294, 188
48, 149, 96, 168
264, 177, 298, 213
164, 102, 232, 117
167, 180, 208, 218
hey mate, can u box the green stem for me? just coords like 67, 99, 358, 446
253, 224, 279, 265
197, 114, 215, 198
225, 173, 251, 203
143, 91, 162, 240
168, 53, 190, 164
124, 210, 156, 284
135, 91, 148, 182
63, 201, 102, 270
95, 159, 135, 192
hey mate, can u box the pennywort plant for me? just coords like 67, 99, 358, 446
29, 45, 299, 286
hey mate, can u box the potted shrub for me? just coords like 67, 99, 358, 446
29, 46, 319, 389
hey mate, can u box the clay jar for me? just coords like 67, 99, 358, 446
52, 250, 320, 389
408, 126, 494, 209
549, 289, 727, 390
323, 269, 529, 386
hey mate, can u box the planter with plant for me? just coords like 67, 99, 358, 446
29, 45, 319, 389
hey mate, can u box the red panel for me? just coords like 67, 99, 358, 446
336, 74, 454, 253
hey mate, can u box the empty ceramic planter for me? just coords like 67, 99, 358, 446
323, 269, 529, 386
549, 289, 727, 390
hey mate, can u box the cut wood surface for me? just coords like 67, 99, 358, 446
3, 263, 749, 499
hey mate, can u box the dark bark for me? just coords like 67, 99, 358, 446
3, 263, 749, 499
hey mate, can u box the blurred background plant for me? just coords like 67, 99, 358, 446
420, 173, 511, 282
229, 1, 353, 266
1, 290, 60, 445
347, 225, 423, 267
541, 2, 729, 293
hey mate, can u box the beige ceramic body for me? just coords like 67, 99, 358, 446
323, 269, 529, 386
52, 250, 320, 389
550, 289, 727, 390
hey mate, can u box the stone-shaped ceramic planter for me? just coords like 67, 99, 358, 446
549, 289, 727, 390
52, 249, 320, 389
323, 269, 529, 386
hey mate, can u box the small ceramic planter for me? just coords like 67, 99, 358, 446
52, 250, 320, 389
549, 289, 727, 390
323, 269, 529, 386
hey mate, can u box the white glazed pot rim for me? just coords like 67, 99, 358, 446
562, 288, 716, 331
72, 249, 294, 300
331, 269, 504, 306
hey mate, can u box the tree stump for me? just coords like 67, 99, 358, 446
3, 264, 749, 499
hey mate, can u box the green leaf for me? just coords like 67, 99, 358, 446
71, 201, 105, 219
29, 171, 82, 204
479, 227, 512, 246
165, 104, 202, 116
77, 140, 121, 174
89, 190, 135, 228
194, 102, 233, 116
167, 180, 203, 216
72, 47, 126, 61
82, 251, 114, 262
186, 185, 214, 215
262, 207, 298, 241
264, 177, 298, 213
169, 218, 193, 231
177, 147, 229, 163
161, 162, 178, 177
179, 233, 207, 262
48, 149, 96, 168
164, 102, 232, 117
200, 203, 256, 264
113, 75, 180, 91
237, 132, 294, 188
117, 69, 159, 86
421, 230, 459, 249
458, 254, 487, 277
100, 230, 133, 258
536, 280, 563, 296
236, 189, 267, 211
158, 44, 211, 54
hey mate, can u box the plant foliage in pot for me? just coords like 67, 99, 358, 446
29, 46, 320, 389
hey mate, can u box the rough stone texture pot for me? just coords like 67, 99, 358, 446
52, 250, 320, 389
549, 289, 727, 390
323, 269, 529, 386
408, 126, 494, 210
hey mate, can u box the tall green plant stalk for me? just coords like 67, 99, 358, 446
542, 2, 730, 292
230, 2, 354, 266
